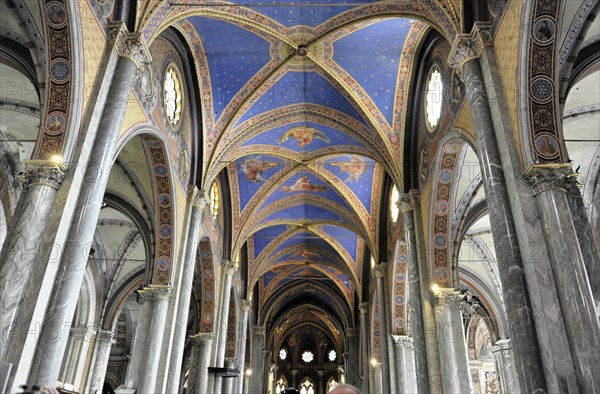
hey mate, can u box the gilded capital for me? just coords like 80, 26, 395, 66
108, 22, 151, 73
137, 285, 172, 303
448, 22, 492, 75
190, 332, 214, 346
391, 335, 414, 349
432, 288, 464, 308
20, 160, 67, 190
359, 302, 369, 314
524, 164, 573, 196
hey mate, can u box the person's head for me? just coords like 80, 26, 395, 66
329, 383, 362, 394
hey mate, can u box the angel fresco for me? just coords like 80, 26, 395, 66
278, 126, 330, 148
240, 156, 280, 182
280, 176, 327, 192
330, 155, 367, 183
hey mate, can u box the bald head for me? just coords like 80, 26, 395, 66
329, 383, 362, 394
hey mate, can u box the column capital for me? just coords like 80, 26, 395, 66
254, 325, 266, 336
189, 332, 214, 346
240, 299, 251, 311
347, 327, 359, 336
137, 285, 172, 303
397, 193, 413, 213
432, 288, 464, 308
317, 369, 325, 377
290, 369, 298, 376
20, 160, 67, 190
372, 263, 385, 278
391, 335, 414, 349
188, 186, 210, 208
108, 22, 151, 73
448, 22, 493, 74
359, 302, 369, 314
222, 259, 237, 275
96, 329, 116, 344
524, 163, 574, 196
492, 338, 512, 353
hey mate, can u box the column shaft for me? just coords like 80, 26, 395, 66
391, 335, 417, 393
526, 166, 600, 392
345, 329, 360, 388
236, 301, 250, 394
249, 326, 265, 394
461, 56, 546, 392
492, 339, 520, 394
213, 261, 236, 394
162, 188, 206, 392
191, 333, 214, 394
433, 290, 472, 394
373, 265, 392, 393
400, 195, 431, 393
27, 35, 148, 387
0, 163, 64, 360
223, 358, 235, 394
88, 330, 115, 394
359, 303, 369, 394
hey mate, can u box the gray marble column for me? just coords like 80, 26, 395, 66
399, 192, 430, 393
213, 260, 236, 394
162, 187, 208, 392
373, 264, 392, 394
290, 368, 298, 388
223, 358, 235, 394
433, 289, 472, 394
525, 165, 600, 392
0, 160, 65, 360
59, 324, 95, 391
249, 326, 266, 394
317, 369, 324, 393
26, 26, 150, 388
564, 179, 600, 307
449, 28, 546, 393
345, 328, 360, 388
190, 332, 213, 394
359, 302, 369, 394
236, 300, 251, 394
492, 339, 519, 394
370, 364, 383, 394
118, 295, 152, 392
187, 338, 200, 394
87, 330, 115, 394
391, 335, 417, 393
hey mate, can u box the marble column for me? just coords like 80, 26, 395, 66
186, 337, 200, 394
290, 369, 298, 387
409, 191, 443, 393
0, 160, 65, 361
391, 335, 417, 393
359, 302, 369, 394
26, 26, 150, 388
118, 294, 151, 392
373, 264, 392, 394
190, 332, 213, 394
223, 358, 235, 394
213, 260, 236, 394
236, 300, 251, 394
433, 289, 472, 394
399, 192, 430, 393
449, 28, 546, 393
162, 187, 207, 392
492, 339, 519, 394
87, 330, 115, 394
249, 326, 266, 394
564, 178, 600, 307
59, 324, 95, 391
370, 364, 383, 394
317, 369, 324, 393
525, 165, 600, 392
345, 328, 360, 388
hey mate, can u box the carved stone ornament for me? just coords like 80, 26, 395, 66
448, 22, 493, 75
492, 338, 512, 353
137, 285, 172, 303
391, 335, 414, 349
524, 164, 574, 196
432, 288, 465, 308
240, 299, 251, 311
254, 326, 266, 336
397, 193, 413, 213
96, 329, 116, 344
223, 260, 237, 275
372, 264, 385, 278
359, 302, 369, 314
20, 160, 67, 190
190, 332, 214, 346
108, 22, 152, 74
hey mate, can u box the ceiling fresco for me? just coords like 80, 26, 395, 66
136, 0, 456, 332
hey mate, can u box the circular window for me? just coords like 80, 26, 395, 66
425, 66, 443, 131
209, 180, 220, 222
302, 351, 314, 363
163, 63, 183, 129
328, 349, 336, 362
279, 349, 287, 360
